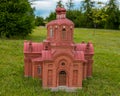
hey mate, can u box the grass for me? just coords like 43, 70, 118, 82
0, 27, 120, 96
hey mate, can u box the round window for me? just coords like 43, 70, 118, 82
61, 62, 65, 66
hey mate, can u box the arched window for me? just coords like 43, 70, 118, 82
59, 71, 66, 85
45, 46, 48, 50
50, 28, 54, 38
37, 66, 41, 74
62, 28, 66, 39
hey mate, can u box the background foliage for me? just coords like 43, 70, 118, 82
0, 0, 120, 38
0, 0, 35, 38
35, 16, 44, 26
45, 0, 120, 29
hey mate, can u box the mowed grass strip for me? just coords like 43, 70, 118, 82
0, 27, 120, 96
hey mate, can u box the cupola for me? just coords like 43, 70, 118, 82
56, 5, 66, 19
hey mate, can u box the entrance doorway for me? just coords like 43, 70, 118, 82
59, 71, 66, 86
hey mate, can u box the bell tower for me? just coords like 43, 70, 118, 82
46, 6, 74, 45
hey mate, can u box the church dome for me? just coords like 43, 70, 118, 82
61, 7, 66, 12
47, 6, 74, 27
46, 6, 74, 43
47, 18, 74, 26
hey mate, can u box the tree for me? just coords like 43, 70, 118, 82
66, 10, 82, 27
35, 16, 44, 26
88, 1, 108, 28
46, 12, 56, 22
66, 0, 74, 10
90, 9, 108, 28
57, 0, 63, 7
0, 0, 35, 38
80, 0, 95, 28
105, 0, 120, 29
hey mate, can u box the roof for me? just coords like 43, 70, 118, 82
31, 50, 52, 62
42, 50, 52, 60
24, 41, 43, 53
76, 42, 94, 54
74, 51, 85, 61
47, 18, 74, 26
76, 43, 86, 52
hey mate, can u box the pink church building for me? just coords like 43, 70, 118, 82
24, 6, 94, 91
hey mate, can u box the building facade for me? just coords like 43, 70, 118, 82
24, 6, 94, 91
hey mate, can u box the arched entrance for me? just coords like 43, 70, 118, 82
59, 71, 66, 86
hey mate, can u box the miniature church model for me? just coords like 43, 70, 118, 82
24, 6, 94, 91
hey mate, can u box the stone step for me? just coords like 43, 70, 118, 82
51, 86, 81, 92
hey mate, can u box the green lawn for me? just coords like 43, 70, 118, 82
0, 27, 120, 96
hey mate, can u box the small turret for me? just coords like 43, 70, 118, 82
85, 42, 94, 55
56, 6, 66, 19
29, 41, 33, 52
